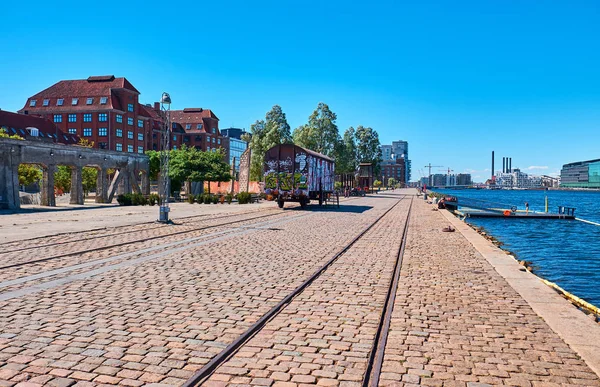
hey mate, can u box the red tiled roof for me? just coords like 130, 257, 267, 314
170, 108, 219, 124
19, 75, 140, 113
0, 110, 80, 144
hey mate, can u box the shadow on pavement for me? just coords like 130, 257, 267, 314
286, 204, 373, 213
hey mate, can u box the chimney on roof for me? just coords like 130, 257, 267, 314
87, 75, 116, 82
154, 102, 160, 110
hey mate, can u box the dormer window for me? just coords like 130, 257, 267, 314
197, 124, 203, 130
86, 98, 93, 105
185, 124, 191, 130
212, 128, 216, 134
72, 98, 79, 105
100, 97, 108, 104
43, 99, 49, 106
57, 98, 64, 106
29, 100, 36, 107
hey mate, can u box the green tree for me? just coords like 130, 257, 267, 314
82, 167, 98, 196
54, 166, 71, 193
203, 149, 232, 194
293, 102, 339, 157
248, 105, 292, 181
18, 164, 42, 186
145, 150, 161, 180
335, 127, 357, 174
355, 125, 382, 175
169, 146, 206, 194
388, 177, 397, 188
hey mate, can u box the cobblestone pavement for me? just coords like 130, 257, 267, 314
203, 197, 411, 387
378, 198, 600, 387
0, 195, 396, 386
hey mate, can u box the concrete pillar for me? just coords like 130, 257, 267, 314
96, 168, 108, 203
117, 168, 131, 195
69, 166, 84, 205
0, 163, 20, 210
41, 164, 56, 207
141, 171, 150, 195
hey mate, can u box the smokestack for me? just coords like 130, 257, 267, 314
502, 157, 505, 173
492, 151, 495, 179
509, 158, 512, 173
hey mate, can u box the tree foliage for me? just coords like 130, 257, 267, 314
249, 105, 292, 181
54, 166, 72, 192
292, 102, 339, 157
0, 127, 23, 140
335, 127, 358, 174
146, 150, 161, 180
18, 165, 42, 186
355, 125, 382, 175
82, 167, 97, 195
169, 146, 231, 194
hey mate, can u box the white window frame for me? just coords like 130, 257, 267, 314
30, 100, 36, 107
86, 98, 93, 105
72, 98, 79, 105
57, 99, 64, 106
43, 99, 49, 106
100, 97, 108, 104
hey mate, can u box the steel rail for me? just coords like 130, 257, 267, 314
0, 210, 289, 270
181, 197, 406, 387
363, 196, 413, 387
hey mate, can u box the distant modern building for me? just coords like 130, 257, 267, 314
379, 140, 411, 183
431, 174, 446, 187
541, 175, 560, 188
220, 128, 249, 176
495, 169, 542, 189
456, 173, 472, 186
560, 159, 600, 188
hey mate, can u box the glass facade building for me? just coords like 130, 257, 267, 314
229, 138, 247, 175
560, 159, 600, 188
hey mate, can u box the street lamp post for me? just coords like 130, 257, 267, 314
158, 92, 172, 223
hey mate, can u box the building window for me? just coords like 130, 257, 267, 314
127, 145, 134, 153
83, 128, 92, 137
217, 138, 220, 144
29, 100, 36, 107
137, 119, 143, 128
72, 98, 79, 105
173, 135, 177, 141
83, 113, 92, 122
68, 114, 77, 122
127, 103, 134, 112
100, 97, 108, 104
99, 142, 108, 149
116, 143, 122, 151
42, 99, 49, 106
57, 98, 64, 106
197, 124, 203, 130
173, 145, 177, 150
53, 114, 62, 123
127, 131, 133, 139
68, 128, 77, 134
138, 133, 144, 141
212, 137, 215, 143
207, 146, 210, 151
86, 98, 93, 105
137, 146, 144, 154
127, 117, 133, 125
116, 129, 123, 137
185, 124, 191, 130
116, 114, 123, 123
98, 113, 107, 122
212, 128, 216, 134
99, 128, 108, 136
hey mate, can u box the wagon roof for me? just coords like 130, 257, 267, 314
267, 144, 334, 162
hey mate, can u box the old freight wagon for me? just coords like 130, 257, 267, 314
264, 144, 335, 208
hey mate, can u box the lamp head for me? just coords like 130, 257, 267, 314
160, 92, 171, 105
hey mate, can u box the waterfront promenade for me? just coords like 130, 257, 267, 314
0, 190, 598, 386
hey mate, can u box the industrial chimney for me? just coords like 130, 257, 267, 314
492, 151, 495, 179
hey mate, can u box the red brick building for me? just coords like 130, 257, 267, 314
0, 110, 79, 144
381, 157, 406, 187
168, 108, 224, 152
19, 75, 151, 154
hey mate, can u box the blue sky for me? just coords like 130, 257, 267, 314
1, 1, 599, 182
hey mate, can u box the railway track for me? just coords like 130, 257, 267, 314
0, 209, 290, 271
182, 195, 413, 386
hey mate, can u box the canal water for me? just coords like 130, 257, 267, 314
436, 189, 600, 308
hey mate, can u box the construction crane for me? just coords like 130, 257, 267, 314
424, 163, 443, 185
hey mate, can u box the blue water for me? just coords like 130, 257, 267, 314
437, 189, 600, 307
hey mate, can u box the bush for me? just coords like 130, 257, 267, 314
225, 193, 233, 204
148, 194, 159, 206
203, 194, 213, 204
237, 191, 251, 204
131, 193, 147, 206
212, 195, 219, 204
117, 194, 132, 206
187, 194, 195, 204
